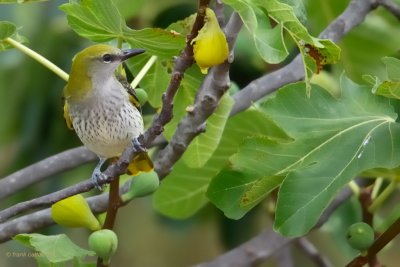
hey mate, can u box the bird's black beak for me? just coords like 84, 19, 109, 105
120, 48, 145, 61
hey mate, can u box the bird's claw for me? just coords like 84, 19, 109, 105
132, 138, 146, 153
91, 169, 107, 191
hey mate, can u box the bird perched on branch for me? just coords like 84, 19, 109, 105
63, 44, 153, 189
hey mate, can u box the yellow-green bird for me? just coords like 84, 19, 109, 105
63, 44, 153, 189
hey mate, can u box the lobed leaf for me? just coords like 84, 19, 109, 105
60, 0, 184, 58
60, 0, 130, 42
154, 109, 289, 218
223, 0, 288, 63
215, 76, 400, 236
182, 94, 234, 168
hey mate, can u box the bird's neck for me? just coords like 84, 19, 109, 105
64, 70, 118, 103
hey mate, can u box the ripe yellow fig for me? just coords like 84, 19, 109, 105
51, 194, 101, 231
191, 7, 229, 74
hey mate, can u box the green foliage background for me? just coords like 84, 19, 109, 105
1, 0, 400, 266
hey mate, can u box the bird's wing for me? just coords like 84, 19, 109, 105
116, 73, 142, 113
62, 87, 74, 130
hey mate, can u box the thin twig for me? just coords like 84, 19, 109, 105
296, 237, 333, 267
377, 0, 400, 19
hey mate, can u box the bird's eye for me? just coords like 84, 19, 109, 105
102, 54, 113, 63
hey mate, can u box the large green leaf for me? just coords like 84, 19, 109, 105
222, 0, 288, 63
125, 54, 172, 108
14, 233, 94, 263
224, 0, 340, 94
208, 168, 285, 219
259, 0, 340, 94
125, 28, 184, 58
153, 109, 290, 218
60, 0, 130, 42
182, 94, 234, 168
60, 0, 184, 58
214, 76, 400, 237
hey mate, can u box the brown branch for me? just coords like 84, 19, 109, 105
102, 177, 121, 230
141, 0, 210, 148
345, 216, 400, 267
97, 178, 122, 267
358, 186, 380, 267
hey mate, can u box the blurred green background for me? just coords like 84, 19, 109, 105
1, 0, 400, 266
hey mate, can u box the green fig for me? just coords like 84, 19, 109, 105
129, 171, 159, 198
346, 222, 374, 251
88, 229, 118, 264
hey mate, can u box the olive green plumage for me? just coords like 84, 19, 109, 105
63, 44, 153, 187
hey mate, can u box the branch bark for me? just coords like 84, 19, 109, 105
155, 12, 243, 178
0, 146, 96, 200
1, 0, 399, 255
191, 186, 353, 267
0, 182, 130, 243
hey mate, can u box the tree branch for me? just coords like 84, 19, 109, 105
0, 182, 131, 243
192, 186, 353, 267
155, 12, 243, 178
0, 146, 96, 200
377, 0, 400, 19
346, 216, 400, 267
296, 237, 333, 267
231, 0, 379, 115
0, 0, 210, 222
141, 0, 210, 148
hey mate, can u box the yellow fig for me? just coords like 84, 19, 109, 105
51, 194, 101, 231
191, 7, 229, 74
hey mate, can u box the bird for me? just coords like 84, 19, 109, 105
62, 44, 153, 189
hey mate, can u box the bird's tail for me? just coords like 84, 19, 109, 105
127, 152, 154, 175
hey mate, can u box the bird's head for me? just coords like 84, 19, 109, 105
65, 44, 145, 99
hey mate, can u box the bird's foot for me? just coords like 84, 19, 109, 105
91, 169, 107, 191
132, 137, 146, 153
91, 157, 108, 191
